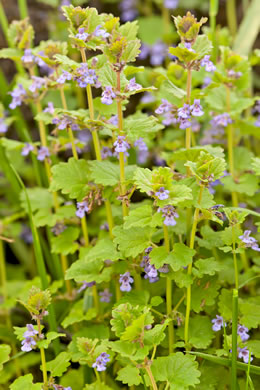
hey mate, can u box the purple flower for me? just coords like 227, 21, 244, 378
0, 118, 8, 133
94, 25, 110, 39
76, 201, 89, 218
107, 115, 118, 126
158, 205, 179, 226
75, 27, 89, 41
101, 146, 113, 159
77, 281, 95, 293
140, 92, 155, 104
114, 135, 130, 153
20, 225, 33, 244
238, 347, 253, 364
162, 113, 177, 126
150, 41, 167, 66
21, 324, 38, 352
138, 43, 150, 60
239, 230, 260, 252
119, 272, 134, 292
227, 69, 242, 79
29, 76, 46, 93
21, 143, 34, 156
237, 325, 250, 342
99, 289, 112, 303
134, 138, 148, 151
56, 70, 72, 84
212, 315, 224, 331
191, 119, 201, 133
184, 42, 195, 52
37, 146, 50, 161
44, 102, 55, 114
177, 103, 191, 119
9, 84, 27, 109
190, 99, 204, 117
254, 116, 260, 127
155, 187, 170, 201
155, 99, 172, 115
92, 352, 110, 372
53, 115, 79, 131
126, 77, 142, 91
200, 55, 216, 72
23, 324, 38, 338
210, 113, 232, 128
253, 100, 260, 114
74, 64, 98, 88
119, 0, 138, 22
164, 0, 178, 9
21, 49, 35, 64
202, 76, 212, 89
178, 117, 191, 129
101, 86, 116, 105
140, 249, 159, 283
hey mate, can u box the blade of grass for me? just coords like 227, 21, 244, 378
9, 163, 60, 354
246, 350, 252, 390
187, 352, 260, 375
18, 0, 28, 19
231, 289, 238, 390
0, 143, 21, 201
233, 0, 260, 55
210, 0, 219, 63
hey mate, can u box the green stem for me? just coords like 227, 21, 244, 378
246, 350, 251, 390
232, 225, 239, 289
145, 364, 158, 390
18, 0, 28, 19
185, 185, 204, 347
210, 0, 219, 63
92, 284, 99, 313
163, 225, 174, 353
231, 289, 238, 390
37, 318, 48, 386
226, 0, 237, 39
0, 240, 7, 303
185, 68, 192, 150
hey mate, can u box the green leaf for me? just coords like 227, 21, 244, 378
124, 112, 164, 141
246, 340, 260, 358
233, 0, 260, 55
10, 374, 42, 390
222, 174, 259, 196
0, 48, 23, 60
251, 157, 260, 175
134, 167, 153, 193
196, 225, 224, 250
177, 316, 214, 349
83, 382, 113, 390
144, 320, 170, 346
121, 39, 141, 63
240, 301, 260, 329
61, 299, 96, 328
38, 332, 65, 349
169, 46, 198, 63
89, 160, 119, 186
138, 16, 167, 45
113, 225, 151, 257
117, 290, 150, 307
50, 158, 90, 199
82, 238, 121, 262
193, 258, 220, 278
151, 352, 201, 390
149, 247, 169, 269
54, 54, 79, 68
65, 257, 112, 284
192, 35, 213, 58
124, 205, 154, 229
116, 365, 141, 386
160, 79, 186, 100
45, 352, 71, 377
168, 243, 195, 272
51, 227, 80, 255
0, 344, 11, 371
20, 188, 53, 212
190, 275, 220, 313
218, 288, 233, 320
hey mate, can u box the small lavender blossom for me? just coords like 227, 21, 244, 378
150, 41, 167, 66
253, 100, 260, 114
23, 324, 38, 338
210, 113, 232, 127
191, 119, 201, 133
237, 325, 250, 342
74, 64, 98, 88
134, 138, 148, 151
140, 92, 155, 104
200, 55, 216, 72
254, 116, 260, 127
76, 201, 89, 218
99, 289, 112, 303
119, 272, 134, 292
56, 70, 72, 84
119, 0, 138, 22
138, 43, 150, 60
0, 118, 8, 133
114, 135, 130, 153
21, 143, 34, 156
126, 77, 142, 91
239, 230, 260, 252
37, 146, 50, 161
94, 25, 110, 39
155, 99, 172, 115
202, 76, 212, 89
75, 27, 89, 41
227, 70, 242, 79
184, 42, 195, 52
77, 281, 95, 293
9, 84, 27, 109
20, 225, 33, 244
212, 315, 224, 331
43, 102, 55, 114
101, 86, 116, 105
164, 0, 178, 9
101, 146, 113, 159
162, 112, 177, 126
178, 117, 191, 129
21, 49, 35, 64
144, 263, 159, 283
92, 352, 110, 372
29, 76, 46, 93
21, 324, 38, 352
238, 347, 253, 364
159, 205, 179, 226
177, 103, 191, 119
190, 99, 204, 117
155, 187, 170, 201
107, 115, 118, 126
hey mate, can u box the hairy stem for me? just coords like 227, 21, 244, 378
185, 184, 204, 347
232, 226, 239, 290
185, 67, 192, 150
231, 289, 238, 390
145, 364, 158, 390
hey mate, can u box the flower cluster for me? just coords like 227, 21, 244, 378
119, 272, 134, 292
76, 201, 89, 218
239, 230, 260, 252
9, 84, 27, 109
155, 187, 170, 201
74, 64, 100, 88
101, 86, 116, 105
141, 247, 159, 283
21, 324, 38, 352
52, 115, 80, 131
114, 135, 130, 154
158, 205, 179, 226
92, 352, 110, 371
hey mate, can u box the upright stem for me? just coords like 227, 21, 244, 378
80, 48, 114, 236
231, 289, 238, 390
116, 71, 128, 217
226, 0, 237, 39
145, 364, 158, 390
185, 68, 192, 150
163, 225, 174, 353
36, 318, 48, 386
185, 184, 204, 347
18, 0, 28, 19
210, 0, 219, 63
232, 226, 239, 290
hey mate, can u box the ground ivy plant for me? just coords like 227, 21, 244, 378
0, 1, 260, 389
